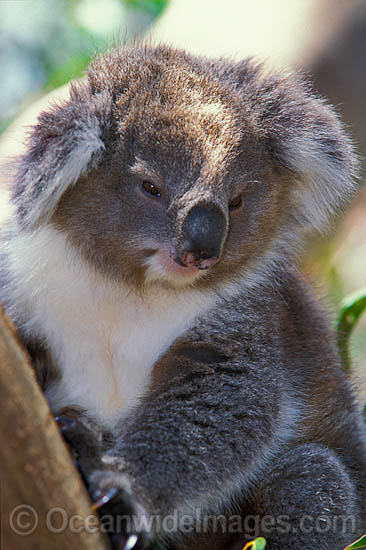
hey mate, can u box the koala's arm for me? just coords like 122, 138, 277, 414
75, 298, 286, 523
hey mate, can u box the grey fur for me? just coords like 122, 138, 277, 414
0, 45, 365, 549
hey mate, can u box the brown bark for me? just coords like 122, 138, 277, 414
0, 307, 108, 550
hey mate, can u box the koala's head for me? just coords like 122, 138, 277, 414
13, 45, 357, 291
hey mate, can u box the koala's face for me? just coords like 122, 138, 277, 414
53, 67, 290, 291
16, 46, 355, 291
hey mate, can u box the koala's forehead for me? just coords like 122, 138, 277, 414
124, 85, 241, 168
95, 59, 245, 176
121, 96, 242, 174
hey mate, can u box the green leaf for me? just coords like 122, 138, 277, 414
345, 534, 366, 549
252, 538, 266, 550
337, 288, 366, 373
242, 537, 266, 550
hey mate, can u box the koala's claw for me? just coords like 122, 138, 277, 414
124, 534, 139, 550
55, 416, 151, 549
87, 474, 151, 550
108, 533, 139, 550
90, 487, 119, 511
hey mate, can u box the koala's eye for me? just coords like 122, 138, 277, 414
142, 180, 161, 198
228, 195, 243, 211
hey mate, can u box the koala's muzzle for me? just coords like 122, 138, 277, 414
179, 204, 227, 269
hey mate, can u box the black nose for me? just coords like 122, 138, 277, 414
179, 204, 226, 269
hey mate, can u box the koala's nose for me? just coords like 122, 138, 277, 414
179, 204, 227, 269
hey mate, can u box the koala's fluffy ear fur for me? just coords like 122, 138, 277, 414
235, 62, 359, 235
277, 91, 358, 234
13, 83, 112, 229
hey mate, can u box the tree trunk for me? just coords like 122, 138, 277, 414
0, 307, 109, 550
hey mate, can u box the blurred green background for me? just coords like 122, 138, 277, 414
0, 0, 168, 134
1, 0, 365, 403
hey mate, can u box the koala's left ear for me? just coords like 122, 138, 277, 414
13, 83, 112, 229
261, 74, 359, 234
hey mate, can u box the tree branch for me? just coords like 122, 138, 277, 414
0, 306, 109, 550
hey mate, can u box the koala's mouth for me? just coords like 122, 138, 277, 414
158, 250, 202, 276
143, 249, 206, 286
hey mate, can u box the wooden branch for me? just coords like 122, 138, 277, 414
0, 307, 109, 550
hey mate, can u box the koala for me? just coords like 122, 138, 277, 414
1, 44, 365, 550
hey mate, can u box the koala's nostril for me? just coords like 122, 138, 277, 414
197, 256, 218, 269
181, 252, 197, 268
179, 204, 227, 269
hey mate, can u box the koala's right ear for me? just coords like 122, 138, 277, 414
12, 83, 112, 229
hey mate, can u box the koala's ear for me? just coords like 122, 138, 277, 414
13, 83, 112, 229
280, 104, 358, 233
260, 75, 359, 234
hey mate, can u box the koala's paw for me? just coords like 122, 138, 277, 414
55, 414, 104, 480
55, 416, 152, 550
88, 470, 151, 550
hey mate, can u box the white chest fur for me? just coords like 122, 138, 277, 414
6, 227, 217, 426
